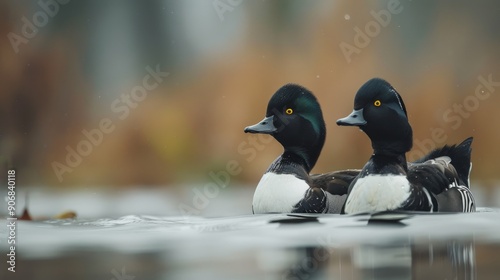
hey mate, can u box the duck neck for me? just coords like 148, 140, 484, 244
371, 137, 412, 157
364, 153, 408, 175
364, 118, 413, 157
286, 147, 319, 172
286, 129, 324, 173
266, 150, 315, 181
268, 126, 325, 178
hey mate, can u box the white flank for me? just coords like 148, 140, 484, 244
252, 173, 309, 214
345, 175, 411, 214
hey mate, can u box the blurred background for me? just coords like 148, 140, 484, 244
2, 0, 500, 215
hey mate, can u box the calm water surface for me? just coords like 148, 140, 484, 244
1, 189, 500, 280
1, 210, 500, 280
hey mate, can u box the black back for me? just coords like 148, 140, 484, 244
412, 137, 473, 188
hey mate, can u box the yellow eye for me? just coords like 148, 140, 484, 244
374, 100, 381, 107
285, 108, 293, 115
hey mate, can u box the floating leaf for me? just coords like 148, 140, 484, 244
54, 211, 77, 219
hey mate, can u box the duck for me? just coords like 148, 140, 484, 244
244, 84, 359, 214
336, 78, 476, 214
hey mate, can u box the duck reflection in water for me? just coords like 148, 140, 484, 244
282, 238, 475, 280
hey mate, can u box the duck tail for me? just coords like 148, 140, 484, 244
452, 137, 473, 187
415, 137, 473, 187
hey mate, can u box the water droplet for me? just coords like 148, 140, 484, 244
344, 14, 350, 20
